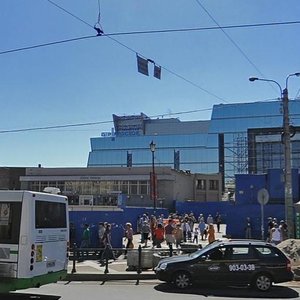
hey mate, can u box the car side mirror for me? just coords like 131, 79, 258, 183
200, 255, 207, 261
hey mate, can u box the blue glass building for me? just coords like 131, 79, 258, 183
87, 100, 300, 184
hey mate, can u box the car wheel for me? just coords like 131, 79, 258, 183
252, 273, 272, 292
173, 271, 191, 289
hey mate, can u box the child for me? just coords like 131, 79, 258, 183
193, 227, 199, 244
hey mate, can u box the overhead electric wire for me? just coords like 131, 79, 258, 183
0, 35, 97, 55
1, 1, 296, 110
47, 0, 94, 29
0, 108, 213, 134
43, 0, 228, 103
106, 20, 300, 37
2, 19, 298, 55
194, 1, 266, 77
3, 20, 299, 55
0, 120, 112, 134
3, 99, 296, 135
194, 0, 278, 94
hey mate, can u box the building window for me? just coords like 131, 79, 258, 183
120, 181, 129, 194
209, 180, 219, 190
29, 181, 40, 192
196, 179, 206, 190
129, 181, 138, 195
140, 181, 148, 194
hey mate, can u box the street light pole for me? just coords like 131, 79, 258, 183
149, 141, 157, 210
249, 73, 300, 238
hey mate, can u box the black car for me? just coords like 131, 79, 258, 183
155, 239, 293, 291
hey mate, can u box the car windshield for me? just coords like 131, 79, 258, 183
189, 241, 220, 259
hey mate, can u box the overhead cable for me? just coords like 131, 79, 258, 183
44, 0, 228, 102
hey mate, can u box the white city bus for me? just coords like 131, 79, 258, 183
0, 190, 69, 292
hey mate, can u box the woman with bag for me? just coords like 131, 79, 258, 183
100, 223, 115, 265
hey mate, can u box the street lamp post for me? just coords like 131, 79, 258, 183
249, 73, 300, 238
149, 141, 157, 210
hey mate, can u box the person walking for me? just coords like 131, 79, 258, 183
279, 220, 288, 241
100, 223, 115, 265
245, 217, 252, 239
193, 227, 199, 244
150, 215, 157, 246
215, 212, 222, 233
141, 220, 151, 248
199, 219, 207, 241
98, 222, 106, 260
124, 222, 134, 256
270, 223, 282, 245
207, 214, 214, 225
79, 224, 90, 261
181, 219, 191, 243
164, 219, 175, 246
207, 224, 215, 244
173, 223, 183, 248
153, 223, 165, 248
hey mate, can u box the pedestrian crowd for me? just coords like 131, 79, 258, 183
77, 211, 290, 266
77, 222, 116, 264
135, 211, 223, 249
244, 216, 288, 245
267, 217, 288, 245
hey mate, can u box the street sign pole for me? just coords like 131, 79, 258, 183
258, 188, 269, 241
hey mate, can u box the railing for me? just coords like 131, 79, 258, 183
69, 244, 201, 274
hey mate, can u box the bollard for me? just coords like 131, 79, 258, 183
169, 243, 173, 257
71, 243, 77, 274
104, 255, 109, 274
137, 245, 142, 274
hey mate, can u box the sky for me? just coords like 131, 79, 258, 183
1, 0, 300, 167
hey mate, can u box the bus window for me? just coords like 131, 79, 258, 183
35, 201, 67, 229
0, 202, 22, 244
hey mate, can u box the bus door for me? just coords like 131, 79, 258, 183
0, 201, 22, 278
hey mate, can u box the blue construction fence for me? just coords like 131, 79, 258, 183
69, 167, 300, 248
69, 207, 168, 248
235, 169, 299, 205
175, 201, 286, 239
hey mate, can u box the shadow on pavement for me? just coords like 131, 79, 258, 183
0, 293, 60, 300
154, 283, 299, 298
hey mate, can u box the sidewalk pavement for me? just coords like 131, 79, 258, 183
65, 224, 300, 287
66, 224, 223, 281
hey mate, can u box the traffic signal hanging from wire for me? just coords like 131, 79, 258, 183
136, 54, 161, 80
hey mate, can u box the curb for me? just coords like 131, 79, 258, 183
66, 273, 157, 281
65, 273, 300, 288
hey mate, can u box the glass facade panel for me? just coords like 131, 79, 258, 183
87, 101, 300, 182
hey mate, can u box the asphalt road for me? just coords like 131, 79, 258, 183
5, 280, 300, 300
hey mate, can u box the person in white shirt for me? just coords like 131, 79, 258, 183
270, 223, 282, 245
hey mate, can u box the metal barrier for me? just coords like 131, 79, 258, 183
69, 243, 178, 275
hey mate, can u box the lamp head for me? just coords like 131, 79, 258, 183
294, 72, 300, 77
249, 77, 258, 82
150, 140, 156, 152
